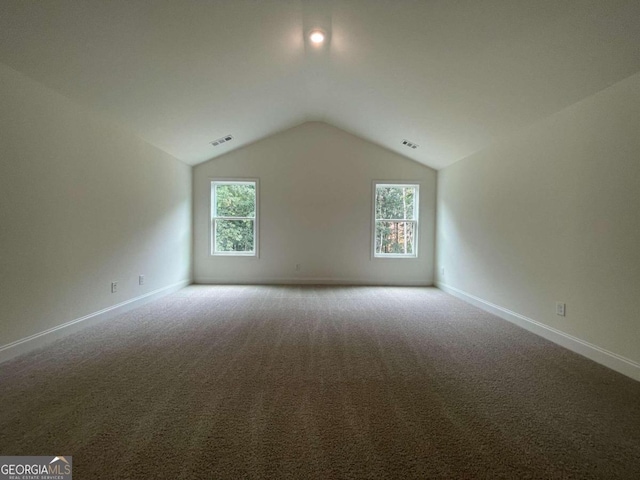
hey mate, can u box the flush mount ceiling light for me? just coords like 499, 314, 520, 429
309, 29, 325, 45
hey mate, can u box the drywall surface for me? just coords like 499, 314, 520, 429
437, 72, 640, 364
0, 62, 192, 347
194, 122, 436, 285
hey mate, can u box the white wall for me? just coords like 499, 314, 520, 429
0, 62, 192, 348
437, 72, 640, 369
194, 122, 436, 285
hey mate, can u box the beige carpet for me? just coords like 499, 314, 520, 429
1, 285, 639, 479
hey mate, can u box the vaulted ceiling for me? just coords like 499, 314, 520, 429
2, 0, 639, 169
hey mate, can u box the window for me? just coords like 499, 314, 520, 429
211, 180, 257, 256
373, 183, 419, 257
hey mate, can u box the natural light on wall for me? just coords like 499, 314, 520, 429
374, 183, 419, 258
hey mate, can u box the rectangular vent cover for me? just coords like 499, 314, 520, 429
402, 139, 419, 149
210, 134, 234, 147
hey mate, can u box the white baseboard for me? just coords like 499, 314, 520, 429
437, 282, 640, 382
195, 277, 431, 286
0, 279, 191, 364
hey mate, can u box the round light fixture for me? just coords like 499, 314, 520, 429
309, 30, 325, 44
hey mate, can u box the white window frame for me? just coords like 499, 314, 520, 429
210, 179, 259, 257
372, 181, 420, 259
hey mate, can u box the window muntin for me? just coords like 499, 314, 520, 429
374, 183, 419, 257
211, 181, 257, 256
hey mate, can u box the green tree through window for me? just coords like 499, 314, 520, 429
374, 183, 419, 257
211, 181, 257, 255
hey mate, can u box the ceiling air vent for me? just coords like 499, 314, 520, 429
210, 134, 234, 147
402, 139, 419, 149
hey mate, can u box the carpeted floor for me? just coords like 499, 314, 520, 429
1, 285, 639, 479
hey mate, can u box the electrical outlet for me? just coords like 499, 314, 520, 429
139, 275, 145, 285
441, 267, 445, 276
111, 282, 118, 293
295, 264, 301, 272
556, 302, 566, 316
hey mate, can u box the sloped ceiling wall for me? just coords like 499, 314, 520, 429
1, 0, 639, 169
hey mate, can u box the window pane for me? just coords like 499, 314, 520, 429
215, 219, 254, 253
375, 221, 415, 255
215, 184, 255, 218
375, 186, 415, 220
